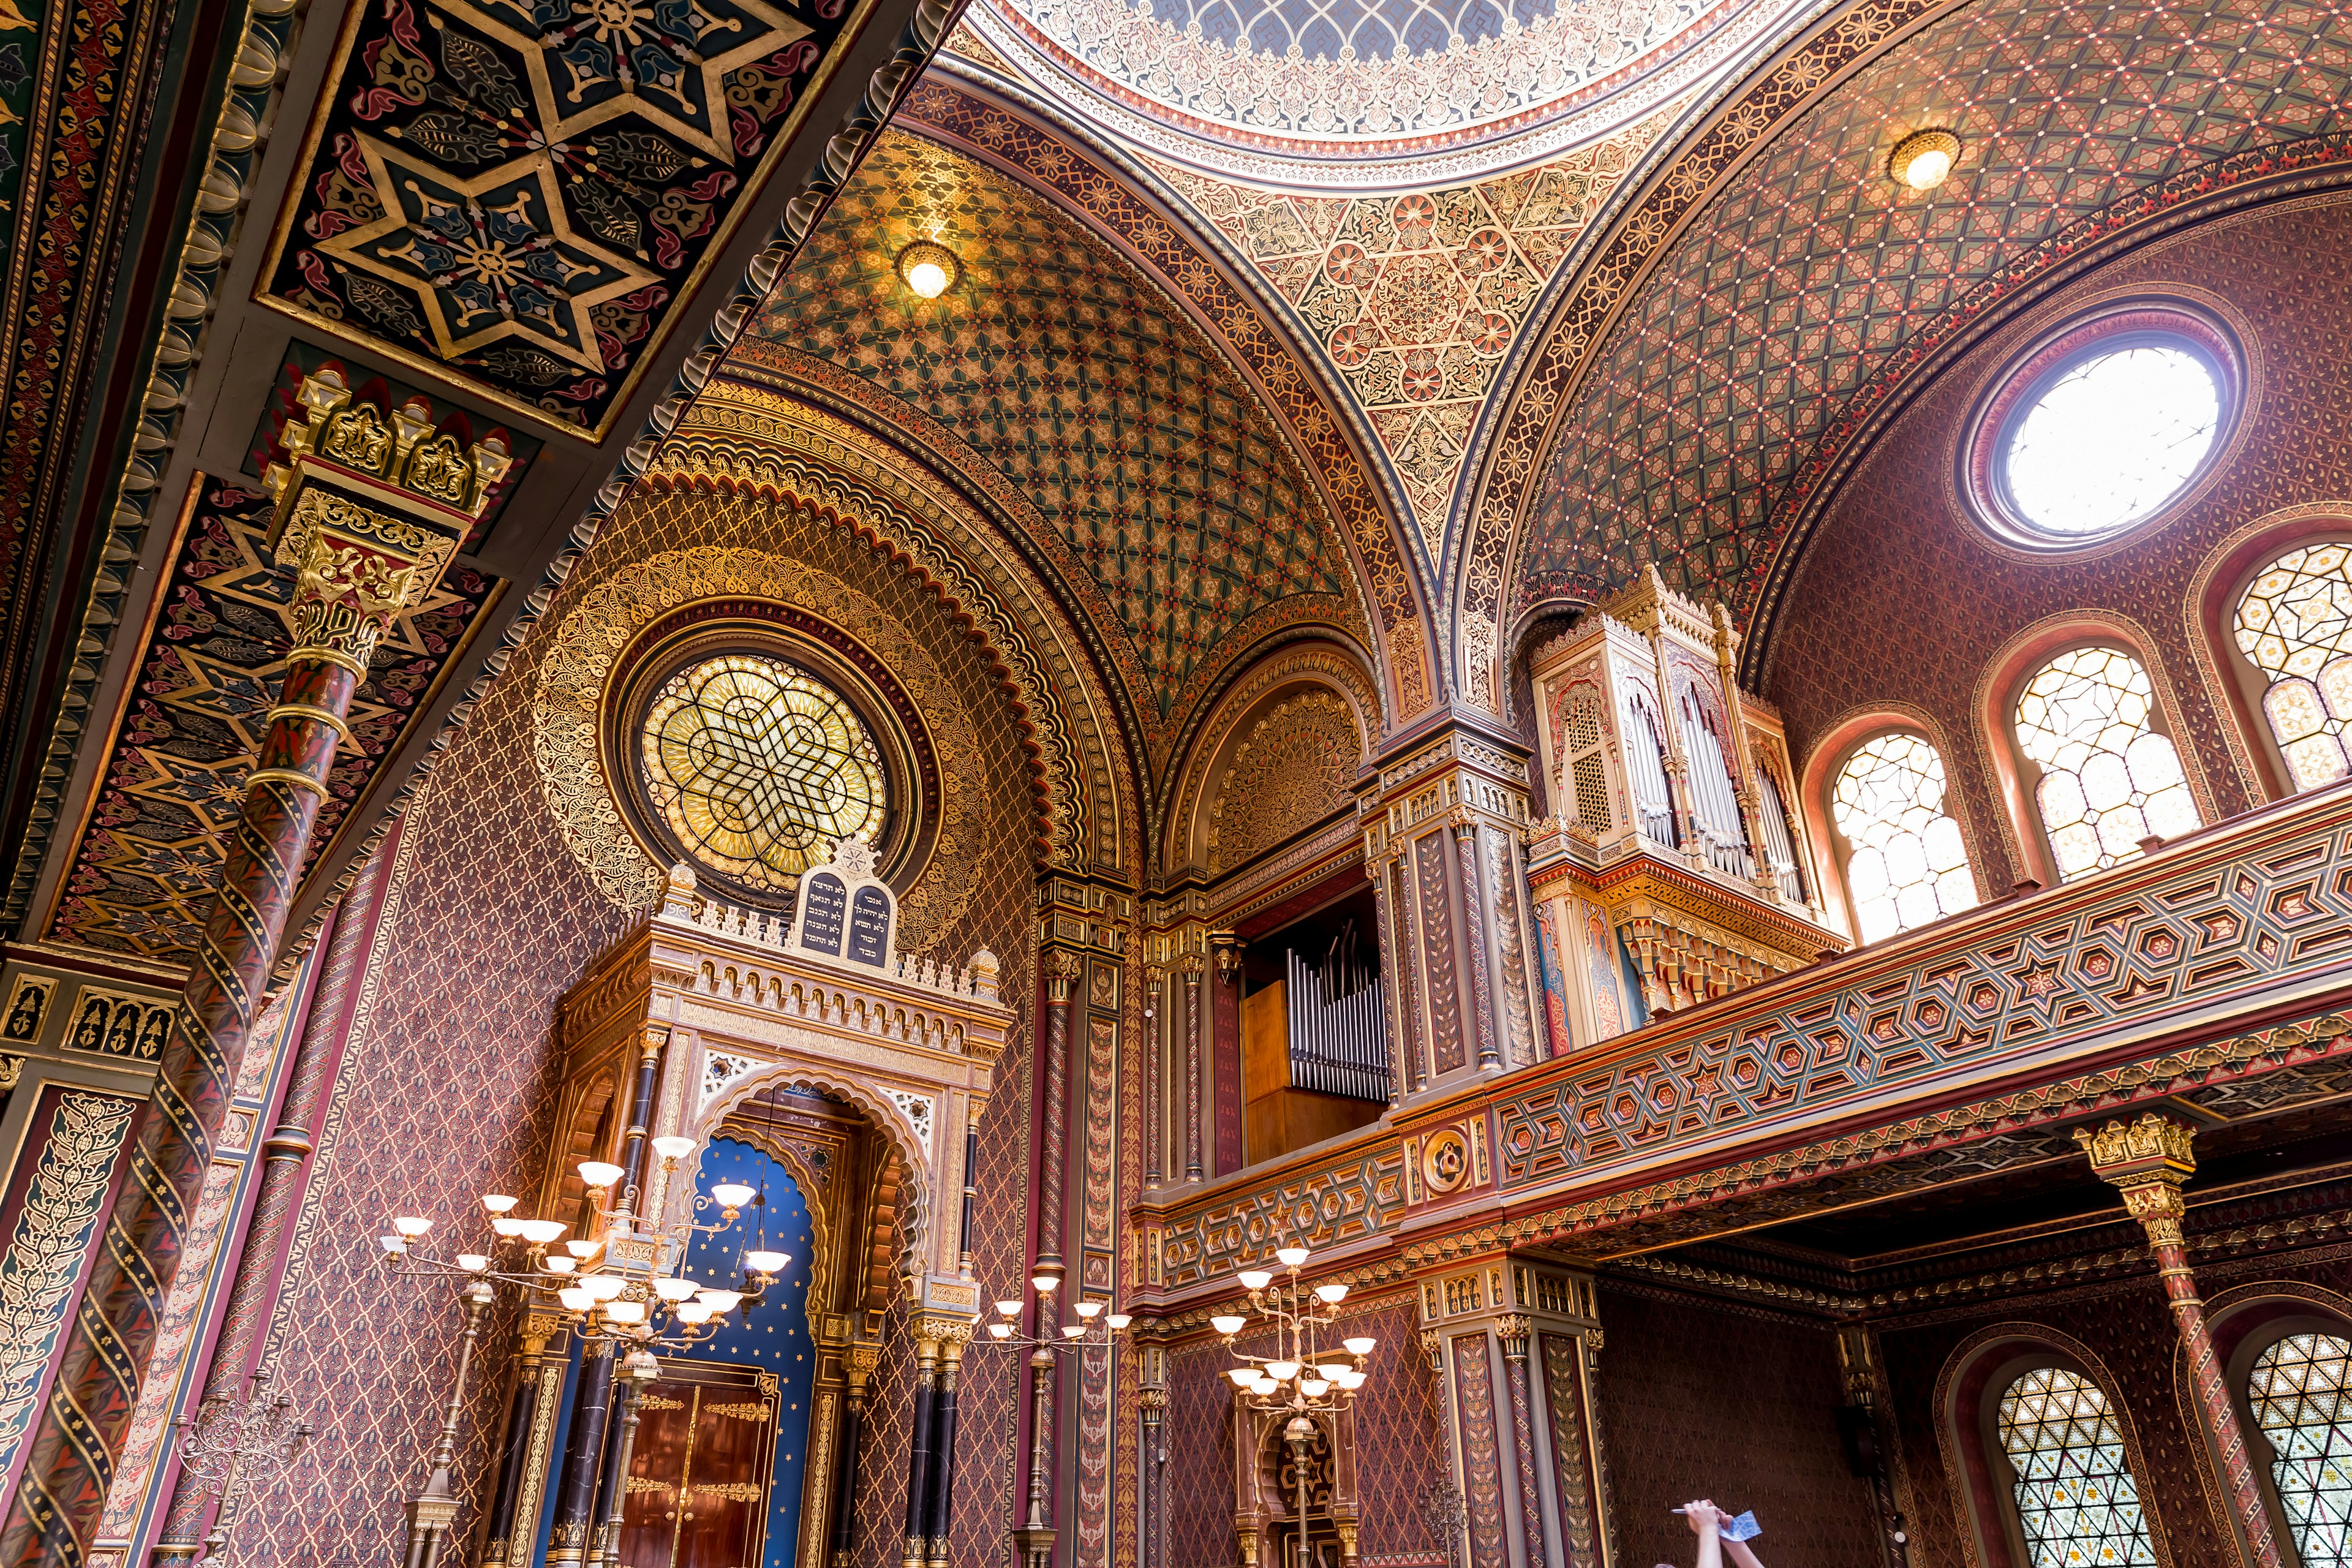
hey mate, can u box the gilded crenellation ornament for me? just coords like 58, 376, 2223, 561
2073, 1112, 2198, 1182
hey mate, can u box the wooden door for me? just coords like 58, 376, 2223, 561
618, 1361, 779, 1568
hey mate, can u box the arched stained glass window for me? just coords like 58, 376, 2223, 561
1996, 1367, 2157, 1566
641, 654, 886, 894
2233, 543, 2352, 793
2013, 648, 2199, 881
2250, 1332, 2352, 1564
1829, 733, 1976, 944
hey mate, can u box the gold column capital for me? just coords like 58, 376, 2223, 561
2078, 1112, 2198, 1245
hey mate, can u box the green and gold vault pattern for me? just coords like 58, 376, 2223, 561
641, 653, 884, 892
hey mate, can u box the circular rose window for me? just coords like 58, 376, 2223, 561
639, 653, 887, 894
1965, 304, 2241, 550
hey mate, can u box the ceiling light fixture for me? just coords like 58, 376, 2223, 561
896, 240, 960, 300
1889, 128, 1961, 191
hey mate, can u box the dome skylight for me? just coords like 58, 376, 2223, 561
2000, 344, 2220, 539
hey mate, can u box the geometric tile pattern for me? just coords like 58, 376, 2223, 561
1996, 1365, 2157, 1566
745, 130, 1357, 722
1148, 112, 1662, 560
257, 0, 854, 435
2250, 1331, 2352, 1566
1147, 788, 2352, 1288
1516, 0, 2352, 628
42, 481, 499, 963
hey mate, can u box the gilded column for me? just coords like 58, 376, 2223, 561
1143, 965, 1164, 1190
1452, 817, 1503, 1074
478, 1316, 564, 1567
829, 1345, 880, 1568
924, 1325, 973, 1568
1037, 948, 1082, 1281
545, 1341, 619, 1568
2076, 1114, 2284, 1568
1180, 956, 1205, 1183
901, 1333, 942, 1568
1496, 1317, 1547, 1568
0, 372, 504, 1568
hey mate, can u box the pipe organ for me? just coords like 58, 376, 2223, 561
1523, 568, 1844, 1046
1283, 925, 1387, 1104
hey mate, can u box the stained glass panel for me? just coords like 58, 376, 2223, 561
1996, 1367, 2156, 1567
2250, 1332, 2352, 1566
2234, 543, 2352, 792
2013, 648, 2199, 881
1829, 732, 1977, 944
639, 654, 886, 894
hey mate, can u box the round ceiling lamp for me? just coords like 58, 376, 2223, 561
895, 241, 960, 300
1889, 128, 1962, 190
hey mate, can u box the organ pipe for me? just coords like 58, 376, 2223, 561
1284, 922, 1389, 1103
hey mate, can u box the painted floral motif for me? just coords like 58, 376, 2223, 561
1152, 110, 1662, 559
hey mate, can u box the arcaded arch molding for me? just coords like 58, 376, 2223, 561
1932, 1322, 2177, 1568
2182, 501, 2352, 808
529, 541, 987, 949
891, 80, 1436, 729
1969, 610, 2220, 890
677, 1059, 936, 1292
640, 379, 1139, 875
1796, 701, 1999, 937
1161, 639, 1381, 878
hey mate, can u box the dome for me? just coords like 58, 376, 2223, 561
966, 0, 1804, 188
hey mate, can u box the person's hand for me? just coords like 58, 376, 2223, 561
1684, 1501, 1724, 1536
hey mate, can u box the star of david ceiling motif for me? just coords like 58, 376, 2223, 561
262, 0, 853, 435
1514, 0, 2352, 633
1148, 110, 1661, 564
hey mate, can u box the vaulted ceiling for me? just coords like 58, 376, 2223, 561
1506, 0, 2352, 660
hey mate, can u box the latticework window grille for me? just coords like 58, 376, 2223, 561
2013, 648, 2199, 881
2250, 1331, 2352, 1566
640, 654, 886, 894
1996, 1367, 2156, 1567
1828, 732, 1975, 943
2234, 543, 2352, 793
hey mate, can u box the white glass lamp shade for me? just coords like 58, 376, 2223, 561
543, 1256, 577, 1275
673, 1302, 714, 1325
457, 1253, 491, 1272
1212, 1315, 1247, 1336
516, 1219, 567, 1245
481, 1194, 519, 1214
1316, 1363, 1349, 1380
1267, 1360, 1299, 1381
1343, 1336, 1376, 1355
564, 1238, 601, 1259
989, 1322, 1014, 1339
1107, 1314, 1131, 1330
1228, 1368, 1257, 1388
652, 1278, 699, 1303
1251, 1378, 1280, 1396
491, 1216, 526, 1238
1275, 1246, 1310, 1268
696, 1289, 744, 1313
1335, 1370, 1366, 1390
379, 1234, 403, 1254
1031, 1273, 1060, 1293
580, 1273, 627, 1302
709, 1183, 756, 1210
650, 1136, 696, 1163
744, 1250, 790, 1275
997, 1300, 1024, 1318
557, 1287, 595, 1312
1238, 1270, 1273, 1291
1314, 1283, 1348, 1303
1057, 1324, 1080, 1339
1299, 1378, 1330, 1397
1075, 1300, 1102, 1319
391, 1215, 433, 1238
602, 1299, 646, 1325
578, 1161, 625, 1190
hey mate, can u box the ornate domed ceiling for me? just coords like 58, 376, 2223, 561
962, 0, 1809, 187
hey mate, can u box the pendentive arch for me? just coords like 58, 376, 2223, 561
1159, 636, 1382, 880
1969, 610, 2220, 891
1934, 1322, 2177, 1568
